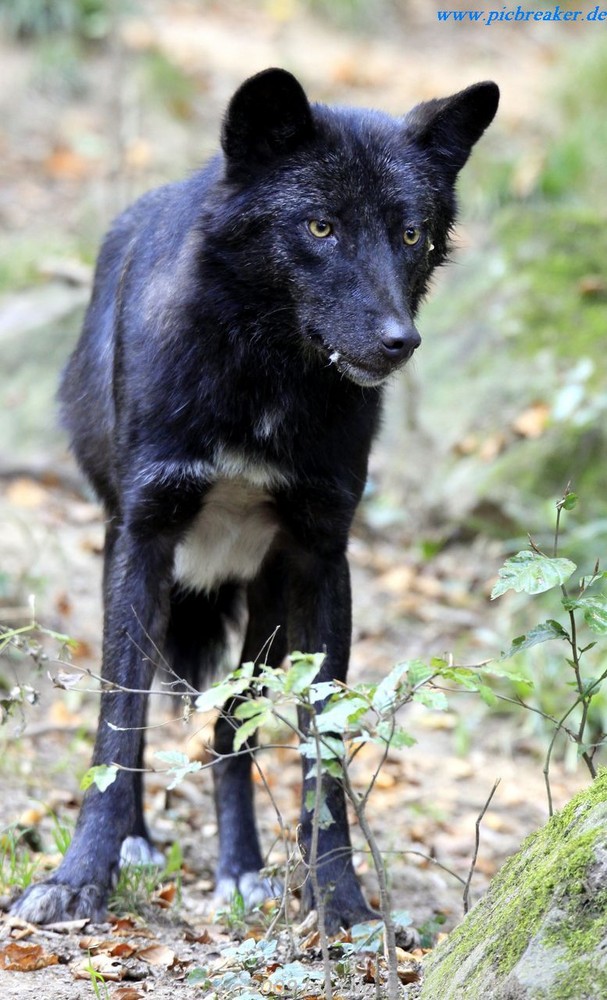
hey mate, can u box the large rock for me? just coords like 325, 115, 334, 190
421, 770, 607, 999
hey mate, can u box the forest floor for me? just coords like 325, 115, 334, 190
0, 3, 598, 997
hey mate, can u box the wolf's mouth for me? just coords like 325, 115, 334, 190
308, 332, 389, 388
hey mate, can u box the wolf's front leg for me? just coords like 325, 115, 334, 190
288, 548, 377, 933
12, 527, 173, 924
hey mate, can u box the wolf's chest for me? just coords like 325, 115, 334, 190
173, 475, 281, 593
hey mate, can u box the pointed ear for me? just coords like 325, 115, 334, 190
222, 68, 315, 175
405, 81, 499, 178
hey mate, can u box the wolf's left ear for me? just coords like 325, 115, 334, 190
222, 68, 315, 176
405, 82, 499, 178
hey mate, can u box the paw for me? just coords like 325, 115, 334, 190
119, 836, 164, 868
302, 878, 378, 934
11, 880, 107, 924
214, 871, 282, 911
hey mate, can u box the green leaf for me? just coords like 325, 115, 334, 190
316, 694, 368, 734
491, 550, 576, 599
481, 664, 534, 687
187, 968, 211, 986
305, 789, 334, 828
579, 571, 607, 592
299, 735, 344, 761
563, 595, 607, 634
503, 619, 569, 657
80, 763, 118, 792
375, 721, 417, 748
371, 661, 411, 713
194, 664, 254, 713
233, 696, 271, 720
561, 491, 578, 511
309, 680, 342, 703
413, 688, 449, 711
439, 667, 483, 691
232, 707, 273, 751
268, 961, 324, 987
154, 750, 202, 789
285, 652, 325, 695
407, 660, 435, 686
478, 684, 499, 708
371, 659, 431, 714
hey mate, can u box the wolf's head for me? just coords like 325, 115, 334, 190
211, 68, 499, 388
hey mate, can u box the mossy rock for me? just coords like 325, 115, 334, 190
421, 771, 607, 999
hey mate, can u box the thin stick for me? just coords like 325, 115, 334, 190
463, 779, 500, 915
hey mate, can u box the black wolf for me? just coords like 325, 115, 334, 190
13, 68, 498, 931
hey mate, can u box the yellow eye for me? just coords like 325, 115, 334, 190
403, 226, 422, 246
308, 220, 333, 238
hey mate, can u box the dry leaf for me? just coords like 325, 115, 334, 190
479, 432, 508, 461
72, 953, 125, 981
113, 989, 145, 1000
358, 956, 377, 983
183, 928, 213, 944
43, 919, 89, 934
5, 478, 48, 509
109, 916, 151, 937
152, 883, 177, 907
512, 402, 550, 439
17, 806, 46, 827
394, 948, 419, 962
137, 943, 176, 967
0, 942, 59, 971
579, 275, 606, 297
397, 964, 422, 984
44, 145, 92, 180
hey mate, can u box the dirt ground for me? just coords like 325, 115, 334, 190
0, 3, 598, 997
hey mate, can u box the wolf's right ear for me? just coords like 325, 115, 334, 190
222, 68, 315, 177
405, 81, 499, 179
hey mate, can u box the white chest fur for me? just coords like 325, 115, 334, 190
173, 477, 280, 593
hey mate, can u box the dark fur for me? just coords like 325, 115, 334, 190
13, 69, 498, 930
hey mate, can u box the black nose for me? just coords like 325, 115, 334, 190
380, 318, 421, 362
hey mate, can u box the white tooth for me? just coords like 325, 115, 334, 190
329, 350, 340, 364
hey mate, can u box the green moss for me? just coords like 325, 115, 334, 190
422, 771, 607, 998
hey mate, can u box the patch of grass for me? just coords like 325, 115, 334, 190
0, 826, 40, 894
1, 0, 112, 42
110, 841, 183, 916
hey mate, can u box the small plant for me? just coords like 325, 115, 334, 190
0, 827, 40, 894
0, 0, 112, 42
188, 937, 325, 999
109, 844, 183, 916
492, 487, 607, 813
0, 618, 76, 727
84, 958, 110, 1000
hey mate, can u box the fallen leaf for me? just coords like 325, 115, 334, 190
0, 942, 59, 971
109, 916, 152, 937
152, 883, 177, 907
358, 956, 377, 983
397, 964, 422, 984
17, 806, 46, 827
72, 953, 125, 981
394, 949, 419, 962
113, 989, 145, 1000
579, 274, 606, 297
44, 144, 92, 180
512, 402, 550, 439
479, 432, 508, 461
137, 943, 176, 967
183, 928, 213, 944
43, 919, 89, 934
5, 478, 48, 508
